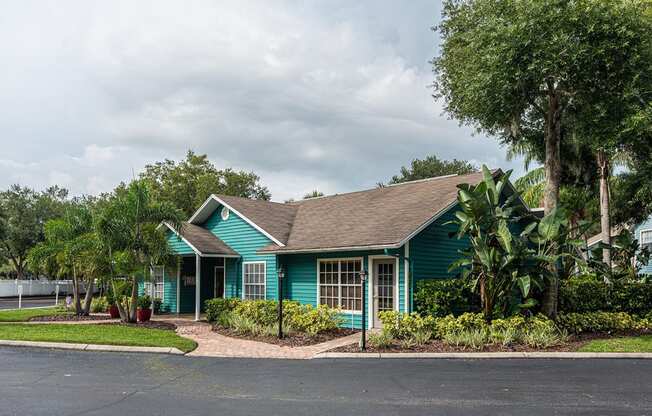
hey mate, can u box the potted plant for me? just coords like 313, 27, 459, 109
137, 295, 152, 322
106, 291, 120, 319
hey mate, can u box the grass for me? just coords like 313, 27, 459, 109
0, 324, 197, 353
0, 307, 71, 322
579, 335, 652, 353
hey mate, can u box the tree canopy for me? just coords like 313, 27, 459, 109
433, 0, 651, 215
0, 185, 69, 278
388, 155, 476, 184
140, 150, 271, 217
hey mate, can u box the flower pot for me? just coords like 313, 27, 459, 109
108, 305, 120, 319
137, 308, 152, 322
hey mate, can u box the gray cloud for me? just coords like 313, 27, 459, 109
0, 0, 524, 202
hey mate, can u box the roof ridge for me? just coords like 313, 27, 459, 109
287, 171, 484, 204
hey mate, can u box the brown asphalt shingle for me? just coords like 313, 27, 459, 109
178, 222, 238, 256
214, 195, 299, 244
232, 173, 482, 252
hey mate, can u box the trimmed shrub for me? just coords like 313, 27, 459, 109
90, 297, 108, 313
205, 298, 343, 337
205, 298, 241, 324
287, 303, 343, 336
378, 311, 437, 340
559, 280, 652, 315
556, 312, 652, 334
414, 279, 480, 317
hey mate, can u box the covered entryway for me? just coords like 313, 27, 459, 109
369, 256, 399, 328
162, 222, 240, 320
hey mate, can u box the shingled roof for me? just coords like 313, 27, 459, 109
260, 171, 489, 253
165, 222, 239, 256
185, 170, 515, 255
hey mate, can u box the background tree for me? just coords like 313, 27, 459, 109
434, 0, 651, 317
303, 190, 324, 199
140, 150, 271, 217
0, 185, 68, 278
388, 155, 476, 184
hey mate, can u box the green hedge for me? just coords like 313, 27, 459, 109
414, 279, 480, 317
556, 312, 652, 334
559, 280, 652, 315
204, 298, 343, 336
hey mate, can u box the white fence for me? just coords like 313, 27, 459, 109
0, 279, 91, 298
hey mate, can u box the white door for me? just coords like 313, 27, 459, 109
373, 260, 396, 328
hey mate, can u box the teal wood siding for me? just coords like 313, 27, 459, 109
225, 258, 240, 298
635, 216, 652, 275
410, 208, 468, 281
136, 266, 177, 313
202, 205, 277, 300
278, 249, 405, 329
166, 230, 195, 255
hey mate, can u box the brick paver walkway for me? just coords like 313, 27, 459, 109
160, 317, 359, 359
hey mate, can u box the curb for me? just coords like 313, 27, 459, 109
0, 340, 185, 355
314, 351, 652, 359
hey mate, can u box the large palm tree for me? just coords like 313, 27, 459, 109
28, 204, 96, 315
95, 180, 182, 323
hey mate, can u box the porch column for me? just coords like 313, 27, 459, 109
195, 254, 201, 321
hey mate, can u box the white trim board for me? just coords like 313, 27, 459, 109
315, 257, 365, 316
189, 195, 286, 247
158, 222, 241, 258
242, 261, 267, 300
367, 255, 400, 329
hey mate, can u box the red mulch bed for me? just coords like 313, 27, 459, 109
212, 325, 358, 347
97, 321, 178, 331
331, 332, 648, 353
29, 314, 112, 322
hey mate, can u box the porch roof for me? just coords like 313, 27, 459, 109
167, 222, 239, 257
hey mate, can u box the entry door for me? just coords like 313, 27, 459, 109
373, 260, 396, 327
214, 265, 225, 298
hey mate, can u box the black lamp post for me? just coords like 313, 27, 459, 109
277, 266, 285, 339
359, 268, 368, 351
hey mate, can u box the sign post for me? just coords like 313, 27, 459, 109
55, 283, 60, 306
17, 285, 23, 309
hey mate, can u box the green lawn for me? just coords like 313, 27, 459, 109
579, 335, 652, 353
0, 324, 197, 353
0, 307, 71, 322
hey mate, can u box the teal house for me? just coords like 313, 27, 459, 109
587, 214, 652, 275
148, 171, 520, 328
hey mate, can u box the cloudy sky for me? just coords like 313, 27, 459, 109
0, 0, 524, 202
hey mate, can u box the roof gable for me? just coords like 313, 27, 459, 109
188, 195, 298, 246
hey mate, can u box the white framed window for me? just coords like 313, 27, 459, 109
640, 229, 652, 250
151, 266, 165, 301
243, 262, 266, 300
318, 258, 362, 313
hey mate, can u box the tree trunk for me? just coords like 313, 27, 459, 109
81, 277, 94, 316
597, 150, 611, 268
129, 278, 138, 322
111, 279, 129, 322
72, 265, 82, 315
541, 91, 562, 318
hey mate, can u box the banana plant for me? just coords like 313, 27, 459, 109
449, 166, 537, 321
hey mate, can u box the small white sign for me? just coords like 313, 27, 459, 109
17, 285, 23, 295
183, 276, 196, 286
